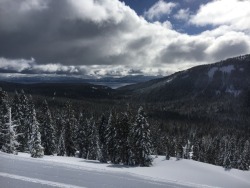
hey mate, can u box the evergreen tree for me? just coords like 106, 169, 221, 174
98, 114, 109, 163
223, 153, 231, 170
192, 140, 200, 161
0, 88, 9, 149
39, 100, 56, 155
76, 112, 85, 158
182, 140, 191, 159
116, 112, 131, 165
228, 137, 237, 168
11, 91, 22, 131
63, 102, 76, 156
238, 140, 250, 170
132, 106, 152, 166
165, 137, 170, 160
175, 137, 183, 160
77, 115, 98, 160
57, 128, 66, 156
217, 136, 227, 166
87, 118, 98, 160
16, 90, 30, 152
29, 109, 44, 158
106, 111, 118, 163
1, 108, 19, 154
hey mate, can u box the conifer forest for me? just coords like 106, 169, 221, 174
0, 87, 249, 170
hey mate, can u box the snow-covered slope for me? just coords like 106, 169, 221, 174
4, 152, 250, 188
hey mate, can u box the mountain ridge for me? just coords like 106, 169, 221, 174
118, 54, 250, 102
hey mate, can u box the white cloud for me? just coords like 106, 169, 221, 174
0, 0, 249, 77
144, 0, 177, 21
190, 0, 250, 31
19, 0, 48, 12
0, 57, 34, 72
174, 8, 190, 21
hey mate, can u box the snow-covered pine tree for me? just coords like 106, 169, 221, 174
63, 102, 76, 157
98, 114, 109, 163
76, 112, 85, 158
223, 152, 231, 170
1, 108, 19, 154
183, 140, 191, 159
175, 138, 183, 160
192, 140, 200, 161
229, 137, 237, 168
11, 91, 22, 129
165, 137, 170, 160
57, 128, 66, 156
133, 106, 152, 166
76, 114, 98, 160
16, 90, 30, 152
106, 111, 118, 163
0, 88, 9, 149
29, 109, 44, 158
217, 136, 227, 166
87, 118, 99, 160
116, 112, 131, 165
238, 140, 250, 170
39, 100, 56, 155
128, 119, 136, 166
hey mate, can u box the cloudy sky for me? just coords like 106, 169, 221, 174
0, 0, 250, 77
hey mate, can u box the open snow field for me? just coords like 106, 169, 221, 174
0, 151, 250, 188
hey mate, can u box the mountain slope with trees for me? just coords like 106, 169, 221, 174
119, 54, 250, 102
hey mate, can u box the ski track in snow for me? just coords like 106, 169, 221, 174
0, 152, 218, 188
0, 172, 86, 188
1, 152, 250, 188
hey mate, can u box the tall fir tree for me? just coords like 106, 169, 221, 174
192, 140, 200, 161
29, 109, 44, 158
16, 90, 30, 152
1, 108, 19, 154
0, 88, 9, 149
11, 91, 22, 142
98, 114, 109, 163
63, 102, 76, 156
76, 114, 98, 160
132, 106, 152, 166
116, 112, 131, 165
238, 140, 250, 170
106, 111, 118, 163
39, 100, 56, 155
175, 137, 183, 160
57, 128, 66, 156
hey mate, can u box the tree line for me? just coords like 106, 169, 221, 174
0, 89, 152, 166
0, 88, 249, 170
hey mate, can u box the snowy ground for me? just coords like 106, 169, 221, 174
1, 152, 250, 188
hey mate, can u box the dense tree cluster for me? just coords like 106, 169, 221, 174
0, 88, 249, 170
0, 89, 152, 166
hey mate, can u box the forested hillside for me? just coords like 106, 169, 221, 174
0, 87, 249, 170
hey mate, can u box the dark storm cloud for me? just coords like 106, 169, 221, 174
159, 39, 208, 64
207, 38, 250, 61
127, 37, 152, 50
0, 0, 139, 66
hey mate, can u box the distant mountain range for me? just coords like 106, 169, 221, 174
0, 74, 162, 89
0, 54, 249, 103
119, 54, 250, 102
